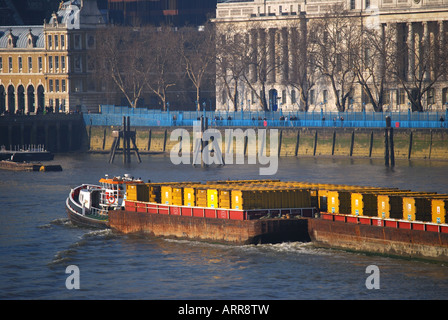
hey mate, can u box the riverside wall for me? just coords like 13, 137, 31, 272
87, 126, 448, 161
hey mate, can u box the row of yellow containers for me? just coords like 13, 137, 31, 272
157, 184, 312, 210
319, 188, 448, 224
126, 182, 199, 203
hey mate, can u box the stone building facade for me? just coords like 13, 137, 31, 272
0, 0, 105, 114
214, 0, 448, 112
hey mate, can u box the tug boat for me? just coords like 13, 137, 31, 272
66, 174, 144, 228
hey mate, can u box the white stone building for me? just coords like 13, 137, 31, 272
214, 0, 448, 112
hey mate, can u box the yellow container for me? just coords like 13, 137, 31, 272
218, 189, 231, 209
161, 186, 172, 205
196, 189, 208, 207
126, 184, 149, 202
403, 197, 432, 222
183, 187, 195, 207
327, 190, 351, 214
231, 189, 257, 210
378, 194, 392, 219
207, 189, 218, 208
171, 187, 183, 206
431, 199, 448, 224
351, 192, 378, 217
231, 190, 243, 209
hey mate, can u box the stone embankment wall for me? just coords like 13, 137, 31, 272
87, 126, 448, 160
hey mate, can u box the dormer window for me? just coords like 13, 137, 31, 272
26, 29, 35, 48
7, 29, 16, 48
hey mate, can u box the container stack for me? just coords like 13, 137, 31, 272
183, 187, 195, 207
218, 189, 231, 209
403, 197, 432, 222
124, 179, 448, 225
431, 199, 448, 224
351, 192, 378, 217
126, 184, 149, 202
148, 185, 161, 203
196, 188, 208, 207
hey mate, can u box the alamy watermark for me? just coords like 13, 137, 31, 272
65, 265, 80, 290
365, 265, 380, 290
169, 122, 279, 175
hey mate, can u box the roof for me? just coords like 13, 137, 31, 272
0, 26, 44, 49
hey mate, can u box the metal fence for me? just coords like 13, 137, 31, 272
83, 105, 448, 129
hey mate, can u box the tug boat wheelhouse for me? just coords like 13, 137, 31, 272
66, 174, 143, 228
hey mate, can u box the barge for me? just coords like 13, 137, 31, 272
66, 177, 448, 262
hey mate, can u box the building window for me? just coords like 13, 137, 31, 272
399, 89, 406, 105
282, 90, 286, 105
291, 89, 296, 104
55, 56, 59, 70
383, 90, 390, 106
49, 79, 53, 92
74, 55, 82, 73
87, 35, 95, 49
54, 35, 58, 48
49, 56, 53, 70
309, 90, 315, 105
55, 79, 59, 92
443, 88, 448, 106
38, 57, 42, 72
28, 57, 32, 72
48, 35, 52, 48
18, 56, 22, 71
62, 79, 66, 92
61, 56, 66, 70
427, 88, 435, 105
221, 89, 226, 105
366, 0, 370, 8
74, 34, 81, 49
323, 90, 328, 104
8, 56, 12, 72
0, 57, 2, 70
73, 79, 82, 92
61, 34, 65, 48
350, 0, 356, 9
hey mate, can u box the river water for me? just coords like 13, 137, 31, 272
1, 153, 447, 302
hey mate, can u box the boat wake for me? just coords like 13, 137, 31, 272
48, 229, 117, 267
161, 238, 330, 256
38, 218, 72, 229
255, 241, 331, 256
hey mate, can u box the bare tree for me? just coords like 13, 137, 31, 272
311, 5, 357, 112
287, 19, 318, 111
92, 26, 150, 108
215, 24, 252, 111
350, 22, 395, 112
179, 22, 216, 111
145, 25, 180, 111
390, 22, 448, 111
241, 24, 279, 111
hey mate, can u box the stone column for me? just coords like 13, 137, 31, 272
258, 28, 266, 84
407, 22, 414, 82
422, 21, 429, 81
267, 28, 276, 84
439, 21, 445, 81
249, 29, 258, 83
288, 27, 297, 83
279, 27, 288, 84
